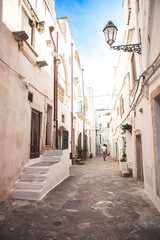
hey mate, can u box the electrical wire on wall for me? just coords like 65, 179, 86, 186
0, 58, 52, 102
111, 51, 160, 137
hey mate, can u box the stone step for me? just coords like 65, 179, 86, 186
20, 172, 48, 181
10, 188, 44, 201
10, 149, 69, 201
24, 162, 53, 173
43, 149, 63, 156
40, 155, 61, 162
26, 157, 41, 167
15, 180, 46, 189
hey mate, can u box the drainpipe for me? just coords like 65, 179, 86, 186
55, 32, 59, 149
70, 42, 74, 163
49, 27, 58, 149
82, 68, 85, 155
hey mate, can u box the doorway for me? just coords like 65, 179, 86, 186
72, 128, 75, 155
30, 109, 40, 159
153, 94, 160, 194
136, 134, 144, 182
115, 142, 118, 162
58, 126, 68, 150
45, 104, 52, 146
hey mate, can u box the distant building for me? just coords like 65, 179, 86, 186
95, 110, 111, 154
57, 17, 96, 159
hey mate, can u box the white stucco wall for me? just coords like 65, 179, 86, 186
110, 0, 160, 211
0, 0, 56, 201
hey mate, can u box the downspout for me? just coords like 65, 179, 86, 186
82, 68, 85, 156
49, 26, 58, 149
70, 43, 74, 163
55, 32, 59, 149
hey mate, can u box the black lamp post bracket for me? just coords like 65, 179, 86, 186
111, 43, 141, 54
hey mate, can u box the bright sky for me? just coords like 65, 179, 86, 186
55, 0, 125, 109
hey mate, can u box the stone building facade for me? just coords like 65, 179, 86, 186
56, 17, 95, 159
0, 0, 95, 201
109, 0, 160, 211
0, 0, 57, 200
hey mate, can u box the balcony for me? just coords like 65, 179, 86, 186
76, 101, 85, 120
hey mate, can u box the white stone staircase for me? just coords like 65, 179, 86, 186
10, 149, 70, 201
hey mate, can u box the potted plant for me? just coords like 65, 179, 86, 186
120, 136, 129, 173
76, 146, 83, 159
120, 123, 132, 134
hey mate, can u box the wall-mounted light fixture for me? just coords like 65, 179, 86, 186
103, 21, 141, 54
36, 61, 48, 67
139, 108, 143, 113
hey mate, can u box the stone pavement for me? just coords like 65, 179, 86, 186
0, 156, 160, 240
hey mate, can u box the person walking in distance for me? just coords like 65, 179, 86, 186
102, 144, 107, 161
105, 144, 107, 156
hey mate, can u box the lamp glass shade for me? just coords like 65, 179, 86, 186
103, 21, 118, 46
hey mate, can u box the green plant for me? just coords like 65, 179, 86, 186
83, 148, 88, 158
82, 138, 88, 159
76, 146, 83, 158
121, 123, 132, 133
120, 136, 127, 162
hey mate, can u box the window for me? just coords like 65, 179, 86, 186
117, 106, 119, 116
62, 114, 65, 123
48, 0, 55, 12
21, 8, 33, 46
131, 53, 137, 87
120, 95, 124, 117
28, 92, 33, 102
136, 0, 140, 13
127, 0, 131, 25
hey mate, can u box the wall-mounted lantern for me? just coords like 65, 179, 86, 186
103, 21, 141, 54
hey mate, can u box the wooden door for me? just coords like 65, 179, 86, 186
136, 134, 144, 181
62, 130, 68, 149
30, 110, 40, 159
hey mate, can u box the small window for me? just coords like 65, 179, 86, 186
48, 0, 55, 11
117, 106, 119, 116
120, 95, 124, 117
62, 114, 65, 123
107, 122, 110, 128
21, 8, 33, 46
136, 0, 140, 13
28, 92, 33, 102
131, 53, 137, 87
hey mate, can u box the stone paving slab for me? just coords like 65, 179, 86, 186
0, 157, 160, 240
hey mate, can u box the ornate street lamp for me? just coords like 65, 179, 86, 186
103, 21, 118, 47
103, 21, 141, 54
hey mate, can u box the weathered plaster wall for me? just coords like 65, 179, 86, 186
110, 0, 160, 211
0, 0, 55, 201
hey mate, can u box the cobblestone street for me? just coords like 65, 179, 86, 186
0, 156, 160, 240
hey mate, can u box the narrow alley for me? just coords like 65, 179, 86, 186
0, 156, 160, 240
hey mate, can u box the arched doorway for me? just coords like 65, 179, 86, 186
58, 126, 69, 150
77, 133, 82, 158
